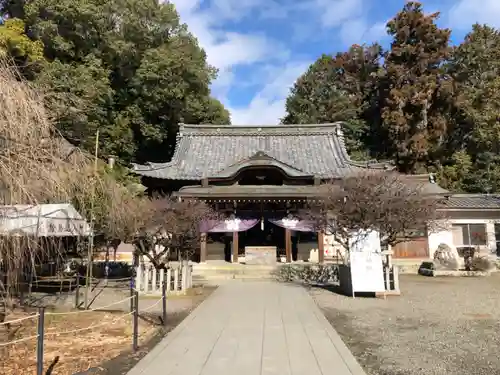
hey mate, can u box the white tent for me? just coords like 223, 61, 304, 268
0, 203, 92, 237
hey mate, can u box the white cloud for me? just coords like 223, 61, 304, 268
339, 18, 388, 46
170, 0, 290, 118
315, 0, 364, 28
210, 0, 264, 20
229, 61, 312, 125
206, 33, 285, 70
448, 0, 500, 29
311, 0, 388, 46
366, 21, 388, 42
340, 18, 368, 45
170, 0, 389, 125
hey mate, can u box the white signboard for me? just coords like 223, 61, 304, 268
0, 203, 91, 237
349, 229, 381, 254
348, 230, 385, 293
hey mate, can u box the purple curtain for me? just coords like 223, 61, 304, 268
268, 218, 316, 232
199, 219, 260, 233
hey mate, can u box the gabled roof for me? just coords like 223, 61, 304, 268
132, 122, 392, 180
439, 194, 500, 210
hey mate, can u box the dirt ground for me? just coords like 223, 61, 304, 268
311, 274, 500, 375
0, 285, 216, 375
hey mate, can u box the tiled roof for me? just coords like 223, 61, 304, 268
439, 194, 500, 209
402, 174, 449, 195
132, 123, 392, 180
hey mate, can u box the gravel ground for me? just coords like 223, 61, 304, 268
310, 274, 500, 375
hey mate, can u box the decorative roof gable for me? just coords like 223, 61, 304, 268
211, 151, 310, 179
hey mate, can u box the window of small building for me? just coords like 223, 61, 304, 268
451, 223, 487, 247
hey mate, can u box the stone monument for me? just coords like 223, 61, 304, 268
433, 243, 463, 270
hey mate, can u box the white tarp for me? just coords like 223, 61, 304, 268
0, 203, 91, 237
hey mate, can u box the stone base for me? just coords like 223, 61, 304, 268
375, 290, 401, 298
419, 267, 492, 277
245, 246, 277, 265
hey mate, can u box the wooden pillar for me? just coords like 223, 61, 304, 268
318, 231, 325, 264
200, 233, 207, 263
285, 228, 292, 263
232, 231, 239, 263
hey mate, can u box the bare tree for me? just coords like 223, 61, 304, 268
111, 196, 221, 269
153, 197, 221, 263
303, 172, 442, 251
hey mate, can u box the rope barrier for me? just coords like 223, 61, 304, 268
0, 334, 39, 347
78, 276, 132, 282
140, 296, 165, 312
0, 313, 39, 327
17, 278, 131, 291
0, 309, 137, 346
45, 295, 134, 316
0, 289, 166, 349
44, 310, 136, 337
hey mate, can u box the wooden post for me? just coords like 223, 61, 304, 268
166, 268, 172, 293
152, 267, 157, 293
188, 265, 192, 288
159, 268, 164, 290
174, 267, 179, 292
200, 233, 207, 263
393, 266, 400, 292
144, 266, 150, 294
318, 231, 325, 264
135, 265, 142, 292
385, 266, 391, 291
232, 231, 239, 263
285, 228, 292, 263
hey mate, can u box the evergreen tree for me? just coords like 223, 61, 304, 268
380, 1, 452, 173
283, 44, 382, 160
1, 0, 230, 164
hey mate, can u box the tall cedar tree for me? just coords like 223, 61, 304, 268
442, 25, 500, 192
283, 44, 382, 160
381, 2, 452, 173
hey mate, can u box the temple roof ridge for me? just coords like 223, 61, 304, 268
178, 122, 344, 136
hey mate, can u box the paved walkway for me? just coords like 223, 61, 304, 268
127, 281, 367, 375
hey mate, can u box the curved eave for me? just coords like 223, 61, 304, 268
175, 185, 324, 198
131, 162, 185, 180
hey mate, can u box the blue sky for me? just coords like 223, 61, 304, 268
170, 0, 500, 125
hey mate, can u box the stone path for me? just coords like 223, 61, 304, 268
127, 281, 367, 375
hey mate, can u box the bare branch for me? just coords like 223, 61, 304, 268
302, 172, 442, 249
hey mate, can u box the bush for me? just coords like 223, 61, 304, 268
274, 264, 339, 284
470, 256, 496, 272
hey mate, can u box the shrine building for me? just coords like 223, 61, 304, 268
132, 122, 446, 264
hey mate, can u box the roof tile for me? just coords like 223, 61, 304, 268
440, 195, 500, 209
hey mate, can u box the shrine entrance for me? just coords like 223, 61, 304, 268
201, 214, 322, 264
